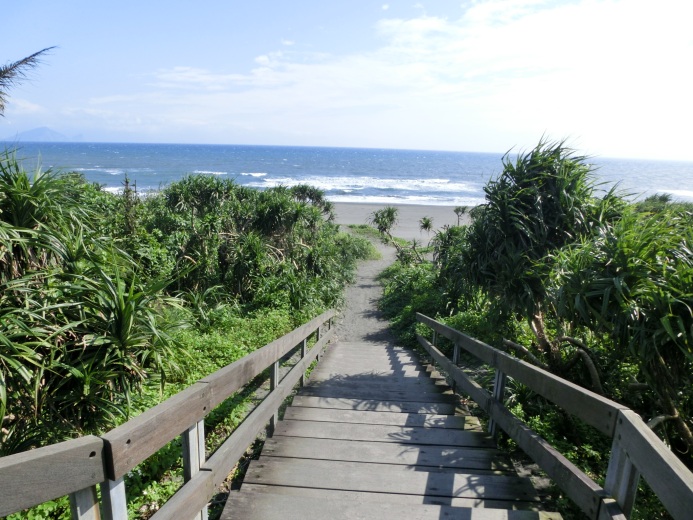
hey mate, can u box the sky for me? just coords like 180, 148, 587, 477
3, 0, 693, 161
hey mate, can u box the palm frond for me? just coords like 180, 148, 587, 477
0, 47, 55, 115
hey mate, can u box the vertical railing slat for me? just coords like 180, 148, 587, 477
100, 477, 127, 520
300, 338, 308, 386
69, 486, 101, 520
488, 369, 507, 439
182, 420, 209, 520
605, 436, 640, 518
269, 360, 279, 433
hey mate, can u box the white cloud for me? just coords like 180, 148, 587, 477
6, 98, 44, 114
382, 4, 389, 10
55, 0, 693, 159
281, 39, 295, 46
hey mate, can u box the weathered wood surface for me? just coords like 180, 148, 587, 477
282, 406, 482, 429
614, 409, 693, 520
261, 436, 512, 471
149, 327, 335, 520
224, 340, 563, 519
226, 490, 563, 519
417, 333, 606, 519
416, 313, 625, 437
235, 483, 546, 510
290, 394, 457, 414
273, 418, 495, 446
103, 310, 334, 481
416, 314, 693, 520
0, 435, 105, 516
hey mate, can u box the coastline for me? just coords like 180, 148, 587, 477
332, 201, 472, 242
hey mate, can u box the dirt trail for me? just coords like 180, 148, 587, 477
334, 241, 396, 345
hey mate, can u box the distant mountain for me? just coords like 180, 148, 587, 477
2, 127, 72, 142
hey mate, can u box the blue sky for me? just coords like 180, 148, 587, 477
3, 0, 693, 160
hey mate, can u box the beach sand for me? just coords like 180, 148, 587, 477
332, 202, 471, 241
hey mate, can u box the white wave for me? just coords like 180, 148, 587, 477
326, 194, 485, 206
247, 175, 479, 193
103, 187, 121, 194
193, 170, 227, 175
104, 168, 124, 175
240, 172, 267, 177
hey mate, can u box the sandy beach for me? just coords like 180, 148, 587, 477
332, 202, 471, 241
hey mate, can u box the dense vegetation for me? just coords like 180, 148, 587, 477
0, 150, 372, 517
376, 140, 693, 519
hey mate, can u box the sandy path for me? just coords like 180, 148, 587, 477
331, 202, 471, 344
334, 240, 396, 345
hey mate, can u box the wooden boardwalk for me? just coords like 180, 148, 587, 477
222, 340, 563, 519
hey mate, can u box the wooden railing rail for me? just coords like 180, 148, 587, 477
0, 310, 335, 519
416, 312, 693, 520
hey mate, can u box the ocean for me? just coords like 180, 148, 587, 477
4, 141, 693, 206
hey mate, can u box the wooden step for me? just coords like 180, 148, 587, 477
290, 395, 458, 414
308, 369, 444, 382
304, 378, 448, 393
261, 436, 513, 471
243, 457, 541, 502
222, 489, 563, 519
273, 419, 495, 447
233, 483, 549, 510
297, 385, 458, 402
283, 406, 482, 430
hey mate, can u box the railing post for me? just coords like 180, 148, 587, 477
69, 486, 100, 520
316, 326, 323, 361
300, 338, 308, 386
451, 342, 460, 392
269, 360, 279, 433
100, 477, 127, 520
182, 420, 209, 520
604, 434, 640, 518
488, 369, 507, 439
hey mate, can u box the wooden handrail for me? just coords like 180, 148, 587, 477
415, 312, 693, 520
0, 435, 105, 516
0, 310, 335, 519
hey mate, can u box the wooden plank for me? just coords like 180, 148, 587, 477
202, 331, 332, 489
316, 360, 425, 372
283, 407, 481, 430
149, 467, 216, 520
104, 314, 334, 480
290, 395, 457, 414
297, 385, 457, 402
261, 436, 512, 471
614, 409, 693, 520
304, 378, 447, 393
326, 342, 411, 351
223, 490, 563, 520
322, 352, 421, 363
0, 435, 105, 516
102, 382, 211, 480
487, 390, 605, 519
604, 437, 639, 518
313, 362, 427, 375
418, 333, 606, 519
101, 477, 127, 520
234, 484, 546, 510
308, 369, 444, 382
69, 486, 101, 520
417, 313, 624, 436
202, 314, 335, 410
244, 457, 540, 501
153, 330, 334, 519
274, 419, 496, 447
